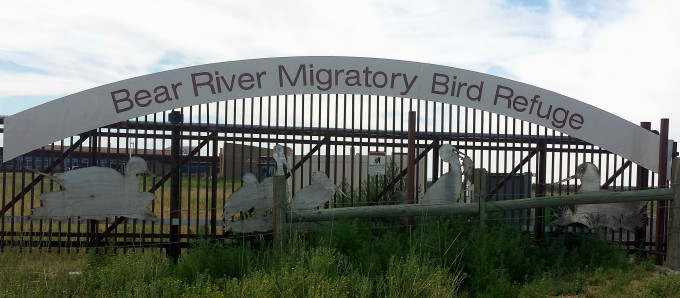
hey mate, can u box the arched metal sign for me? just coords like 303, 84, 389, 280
2, 56, 662, 172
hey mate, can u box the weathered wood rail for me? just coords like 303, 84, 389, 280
288, 188, 673, 222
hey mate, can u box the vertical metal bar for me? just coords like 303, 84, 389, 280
89, 129, 99, 247
655, 118, 670, 265
328, 94, 347, 207
325, 135, 331, 177
393, 96, 399, 195
211, 131, 218, 238
168, 111, 182, 261
12, 159, 18, 250
406, 111, 416, 229
358, 95, 364, 203
56, 142, 63, 252
1, 149, 6, 251
432, 139, 440, 183
373, 96, 379, 202
535, 137, 547, 241
186, 107, 193, 239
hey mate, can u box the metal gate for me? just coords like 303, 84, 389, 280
0, 95, 674, 257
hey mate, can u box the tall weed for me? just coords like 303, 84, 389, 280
83, 251, 178, 297
176, 239, 264, 282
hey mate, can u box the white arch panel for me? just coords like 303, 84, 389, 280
2, 56, 661, 172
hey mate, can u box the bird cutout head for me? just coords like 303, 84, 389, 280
552, 162, 600, 189
575, 162, 601, 193
125, 156, 152, 176
439, 144, 474, 180
439, 144, 462, 165
273, 144, 289, 175
242, 173, 258, 184
576, 162, 600, 180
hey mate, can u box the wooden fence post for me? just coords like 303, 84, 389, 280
474, 168, 488, 228
667, 158, 680, 269
273, 175, 287, 251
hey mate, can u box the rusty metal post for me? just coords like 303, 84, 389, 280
325, 135, 332, 176
636, 122, 652, 250
667, 158, 680, 269
475, 168, 488, 228
211, 132, 218, 238
534, 138, 547, 241
431, 139, 440, 184
406, 111, 416, 230
656, 118, 669, 265
88, 129, 99, 246
168, 111, 182, 262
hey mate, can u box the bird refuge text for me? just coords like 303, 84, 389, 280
110, 63, 585, 131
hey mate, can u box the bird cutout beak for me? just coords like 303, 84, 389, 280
552, 174, 577, 185
451, 147, 474, 173
136, 169, 158, 178
144, 170, 159, 178
452, 147, 471, 160
24, 167, 49, 176
24, 167, 56, 181
451, 146, 463, 157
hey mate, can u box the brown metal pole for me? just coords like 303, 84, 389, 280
169, 111, 182, 262
431, 139, 440, 184
655, 118, 669, 265
534, 138, 547, 241
211, 132, 218, 238
636, 122, 651, 251
88, 129, 100, 246
406, 111, 416, 230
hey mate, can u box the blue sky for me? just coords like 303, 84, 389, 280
1, 0, 679, 143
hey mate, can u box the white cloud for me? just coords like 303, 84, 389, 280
0, 0, 678, 140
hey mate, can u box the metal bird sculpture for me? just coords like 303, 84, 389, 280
223, 173, 274, 233
420, 144, 471, 204
551, 162, 646, 231
30, 157, 158, 221
291, 171, 345, 210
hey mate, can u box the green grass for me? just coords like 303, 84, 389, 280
2, 216, 678, 297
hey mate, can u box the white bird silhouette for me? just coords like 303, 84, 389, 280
30, 157, 157, 221
420, 144, 471, 204
291, 171, 345, 210
551, 162, 646, 231
223, 173, 274, 233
